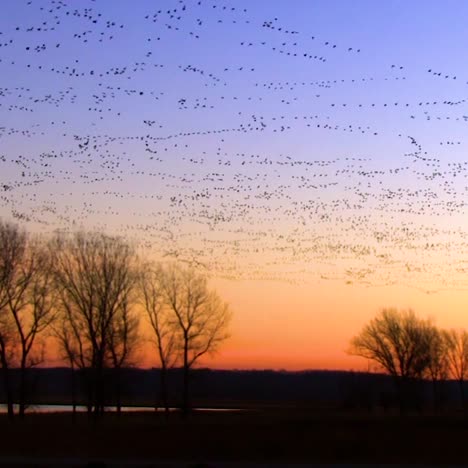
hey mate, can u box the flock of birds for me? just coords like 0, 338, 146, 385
1, 0, 468, 293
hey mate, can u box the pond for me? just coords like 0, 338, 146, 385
0, 404, 246, 413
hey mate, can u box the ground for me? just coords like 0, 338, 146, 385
0, 408, 467, 466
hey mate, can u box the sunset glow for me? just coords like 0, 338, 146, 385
2, 0, 468, 371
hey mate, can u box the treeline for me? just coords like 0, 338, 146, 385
0, 220, 231, 419
2, 367, 466, 413
350, 308, 468, 411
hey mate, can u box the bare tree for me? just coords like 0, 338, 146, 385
139, 264, 178, 416
160, 264, 231, 417
106, 296, 140, 413
53, 319, 82, 420
52, 231, 138, 418
444, 328, 468, 408
349, 308, 433, 410
0, 220, 56, 419
425, 326, 449, 411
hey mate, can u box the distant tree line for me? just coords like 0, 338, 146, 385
350, 308, 468, 412
0, 220, 231, 420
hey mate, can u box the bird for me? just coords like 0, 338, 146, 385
0, 0, 467, 289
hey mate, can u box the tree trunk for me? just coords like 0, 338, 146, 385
85, 368, 94, 418
1, 360, 14, 421
432, 378, 438, 412
86, 376, 93, 418
396, 375, 411, 414
160, 365, 169, 420
94, 364, 104, 420
182, 341, 190, 418
459, 379, 465, 411
394, 376, 404, 414
116, 367, 122, 415
71, 364, 77, 423
92, 356, 107, 420
18, 357, 27, 419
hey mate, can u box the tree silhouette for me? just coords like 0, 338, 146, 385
425, 325, 449, 411
444, 328, 468, 408
106, 294, 140, 413
160, 264, 231, 417
140, 263, 178, 416
0, 221, 56, 419
52, 231, 138, 417
350, 308, 433, 410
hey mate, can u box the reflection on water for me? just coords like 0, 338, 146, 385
0, 404, 244, 413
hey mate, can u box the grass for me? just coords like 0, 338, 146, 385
1, 408, 468, 464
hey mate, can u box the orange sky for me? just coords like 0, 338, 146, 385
45, 278, 468, 372
186, 278, 468, 371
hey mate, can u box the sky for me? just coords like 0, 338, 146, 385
1, 0, 468, 370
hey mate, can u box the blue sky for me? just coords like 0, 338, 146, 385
1, 0, 468, 291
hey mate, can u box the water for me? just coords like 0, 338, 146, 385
0, 404, 245, 414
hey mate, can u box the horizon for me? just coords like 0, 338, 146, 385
2, 0, 468, 371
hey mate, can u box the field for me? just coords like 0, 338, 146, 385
1, 408, 468, 466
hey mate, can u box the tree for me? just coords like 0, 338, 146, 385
350, 308, 433, 410
106, 295, 140, 413
425, 326, 449, 411
53, 318, 81, 420
139, 264, 178, 416
0, 220, 56, 419
444, 328, 468, 408
160, 264, 231, 417
52, 231, 138, 417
